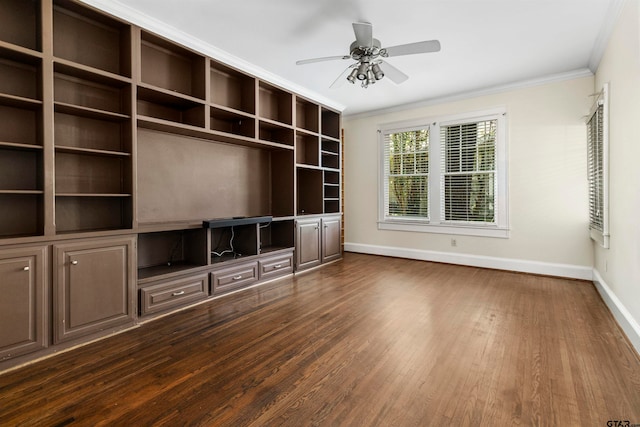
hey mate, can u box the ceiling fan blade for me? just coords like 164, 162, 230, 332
379, 61, 409, 84
329, 65, 355, 89
383, 40, 441, 57
296, 55, 351, 65
352, 22, 373, 48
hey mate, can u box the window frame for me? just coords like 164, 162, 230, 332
587, 83, 609, 248
378, 107, 509, 238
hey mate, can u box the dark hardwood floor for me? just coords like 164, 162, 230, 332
1, 253, 639, 426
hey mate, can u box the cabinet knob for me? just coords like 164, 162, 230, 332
172, 291, 185, 297
71, 260, 78, 265
274, 264, 282, 269
324, 225, 328, 228
23, 266, 30, 271
314, 226, 319, 230
232, 275, 242, 280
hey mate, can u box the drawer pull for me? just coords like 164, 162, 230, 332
71, 260, 78, 265
172, 291, 185, 297
274, 264, 282, 269
232, 275, 243, 280
23, 266, 30, 271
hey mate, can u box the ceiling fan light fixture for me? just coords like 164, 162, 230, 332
347, 68, 358, 84
371, 63, 384, 80
356, 62, 369, 80
366, 69, 376, 85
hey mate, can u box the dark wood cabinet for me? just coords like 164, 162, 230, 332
321, 216, 341, 263
296, 215, 342, 271
53, 236, 135, 344
296, 217, 321, 270
0, 245, 47, 361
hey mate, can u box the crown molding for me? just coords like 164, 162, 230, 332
77, 0, 345, 112
343, 68, 594, 120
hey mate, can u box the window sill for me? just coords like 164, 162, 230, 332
378, 221, 509, 238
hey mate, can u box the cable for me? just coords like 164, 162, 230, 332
211, 226, 235, 257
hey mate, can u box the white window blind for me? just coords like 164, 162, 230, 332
587, 83, 609, 248
441, 120, 497, 224
382, 127, 430, 220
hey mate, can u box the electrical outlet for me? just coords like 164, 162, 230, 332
451, 238, 457, 247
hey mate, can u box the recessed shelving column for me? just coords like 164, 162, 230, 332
0, 0, 44, 238
52, 0, 133, 233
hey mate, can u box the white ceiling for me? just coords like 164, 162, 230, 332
83, 0, 617, 116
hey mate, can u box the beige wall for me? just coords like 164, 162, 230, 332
343, 76, 594, 270
593, 0, 640, 343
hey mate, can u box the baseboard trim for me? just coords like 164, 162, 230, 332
592, 269, 640, 355
343, 242, 593, 280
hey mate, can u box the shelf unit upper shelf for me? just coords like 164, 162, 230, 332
0, 0, 41, 53
53, 0, 132, 77
210, 62, 255, 115
141, 30, 206, 100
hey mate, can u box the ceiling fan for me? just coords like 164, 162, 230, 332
296, 22, 441, 89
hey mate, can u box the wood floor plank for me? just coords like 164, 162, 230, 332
1, 253, 639, 426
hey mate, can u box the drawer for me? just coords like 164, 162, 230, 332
259, 252, 293, 280
140, 273, 208, 316
210, 261, 258, 295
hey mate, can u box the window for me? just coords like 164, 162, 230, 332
383, 127, 430, 220
379, 108, 508, 237
587, 83, 609, 248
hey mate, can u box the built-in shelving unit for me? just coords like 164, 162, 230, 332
0, 0, 342, 369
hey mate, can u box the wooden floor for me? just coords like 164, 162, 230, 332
1, 253, 639, 426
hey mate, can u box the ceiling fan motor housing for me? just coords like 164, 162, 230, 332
350, 39, 382, 61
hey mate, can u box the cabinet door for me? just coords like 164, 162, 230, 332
296, 218, 321, 270
53, 236, 135, 344
0, 246, 47, 361
321, 216, 341, 263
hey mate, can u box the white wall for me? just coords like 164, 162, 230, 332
592, 0, 640, 350
343, 76, 595, 278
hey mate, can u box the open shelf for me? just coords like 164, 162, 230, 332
322, 138, 340, 155
321, 107, 340, 139
210, 62, 255, 114
259, 120, 294, 147
296, 131, 319, 166
296, 97, 319, 133
0, 193, 43, 238
0, 50, 41, 101
53, 0, 131, 77
0, 145, 42, 192
210, 224, 259, 264
138, 85, 205, 128
297, 168, 323, 215
138, 229, 208, 281
259, 81, 292, 125
0, 103, 41, 146
324, 169, 340, 185
141, 31, 206, 99
55, 151, 128, 194
55, 195, 131, 234
324, 199, 340, 214
0, 0, 41, 52
259, 219, 294, 253
324, 183, 340, 199
54, 71, 130, 116
210, 106, 255, 138
55, 111, 130, 153
321, 151, 339, 169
